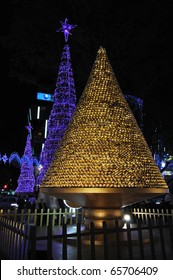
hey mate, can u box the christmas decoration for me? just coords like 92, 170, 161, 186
15, 124, 35, 194
40, 47, 168, 221
36, 21, 76, 185
56, 18, 77, 42
1, 154, 8, 164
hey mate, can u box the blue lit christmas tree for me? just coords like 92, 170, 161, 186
36, 19, 77, 184
15, 124, 35, 194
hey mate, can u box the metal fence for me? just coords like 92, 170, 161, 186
0, 219, 28, 260
0, 207, 173, 260
0, 207, 84, 226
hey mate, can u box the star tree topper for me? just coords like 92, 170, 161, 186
56, 18, 77, 42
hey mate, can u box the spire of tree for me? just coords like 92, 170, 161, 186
15, 124, 35, 193
36, 43, 76, 184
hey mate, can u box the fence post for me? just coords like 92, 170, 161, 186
33, 209, 37, 225
168, 216, 173, 258
126, 222, 133, 259
148, 217, 155, 259
64, 208, 68, 224
22, 223, 29, 260
16, 223, 21, 260
5, 219, 11, 259
52, 209, 56, 226
68, 209, 73, 225
46, 209, 50, 227
103, 221, 108, 260
62, 222, 67, 260
11, 220, 17, 259
114, 220, 121, 259
40, 209, 44, 226
75, 209, 79, 225
29, 225, 36, 259
58, 208, 62, 226
14, 222, 20, 260
77, 222, 82, 260
13, 209, 18, 223
90, 221, 95, 260
158, 217, 166, 259
26, 209, 31, 225
137, 219, 144, 259
47, 218, 53, 259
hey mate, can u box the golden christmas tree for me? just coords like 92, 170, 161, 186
40, 47, 168, 213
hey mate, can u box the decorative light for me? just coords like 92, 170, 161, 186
123, 214, 131, 222
15, 124, 35, 194
2, 154, 8, 164
161, 160, 166, 169
56, 18, 77, 42
40, 47, 168, 191
36, 39, 76, 184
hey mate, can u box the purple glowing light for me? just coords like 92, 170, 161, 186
2, 154, 8, 164
36, 43, 76, 185
26, 124, 32, 133
56, 18, 77, 42
15, 125, 35, 194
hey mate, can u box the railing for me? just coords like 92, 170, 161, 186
0, 207, 84, 227
26, 217, 173, 260
131, 207, 173, 225
0, 219, 29, 260
0, 206, 173, 260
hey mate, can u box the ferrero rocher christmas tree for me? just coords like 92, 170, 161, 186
40, 47, 168, 226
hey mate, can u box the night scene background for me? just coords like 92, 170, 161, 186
0, 0, 173, 188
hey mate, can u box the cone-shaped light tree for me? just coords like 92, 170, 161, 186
15, 124, 35, 194
36, 19, 77, 185
40, 47, 168, 228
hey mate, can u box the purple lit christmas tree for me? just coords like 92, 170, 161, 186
15, 125, 35, 194
36, 19, 77, 184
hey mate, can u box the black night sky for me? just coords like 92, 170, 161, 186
0, 0, 173, 186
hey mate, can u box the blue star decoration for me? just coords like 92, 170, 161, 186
2, 154, 8, 164
56, 18, 77, 42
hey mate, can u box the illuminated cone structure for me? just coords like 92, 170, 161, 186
15, 125, 35, 194
40, 47, 168, 227
36, 44, 76, 185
